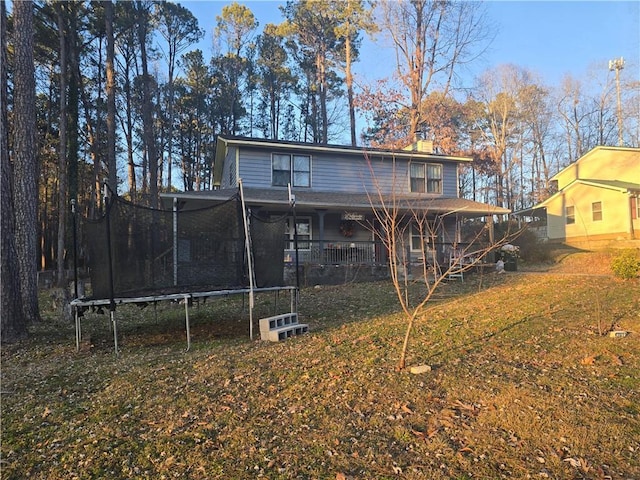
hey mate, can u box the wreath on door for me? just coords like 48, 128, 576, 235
339, 220, 354, 237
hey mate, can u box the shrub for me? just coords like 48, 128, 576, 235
611, 248, 640, 279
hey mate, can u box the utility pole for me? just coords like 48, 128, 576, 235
609, 57, 625, 146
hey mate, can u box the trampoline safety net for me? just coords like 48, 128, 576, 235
84, 194, 287, 299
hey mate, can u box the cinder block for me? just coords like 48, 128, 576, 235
261, 323, 309, 342
260, 313, 298, 333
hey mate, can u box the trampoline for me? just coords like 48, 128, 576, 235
71, 181, 298, 354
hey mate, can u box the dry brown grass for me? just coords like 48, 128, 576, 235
2, 252, 638, 479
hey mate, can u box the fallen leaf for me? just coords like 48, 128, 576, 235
609, 353, 623, 365
401, 404, 414, 414
452, 400, 476, 412
580, 355, 596, 365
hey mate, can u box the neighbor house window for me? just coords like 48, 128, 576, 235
592, 201, 602, 221
410, 163, 442, 194
566, 206, 575, 224
272, 154, 311, 187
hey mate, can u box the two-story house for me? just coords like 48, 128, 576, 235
517, 146, 640, 247
162, 135, 509, 282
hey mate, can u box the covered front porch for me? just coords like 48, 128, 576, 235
281, 206, 501, 274
162, 187, 510, 285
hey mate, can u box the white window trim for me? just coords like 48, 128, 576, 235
566, 205, 576, 225
410, 223, 441, 253
271, 153, 312, 188
592, 201, 603, 222
285, 216, 312, 251
409, 162, 443, 194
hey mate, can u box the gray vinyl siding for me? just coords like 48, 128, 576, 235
442, 163, 458, 196
220, 146, 238, 188
238, 148, 272, 186
235, 146, 459, 197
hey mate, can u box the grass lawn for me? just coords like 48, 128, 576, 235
2, 251, 639, 479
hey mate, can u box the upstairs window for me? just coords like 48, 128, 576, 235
566, 205, 575, 224
272, 154, 311, 187
410, 163, 442, 194
592, 201, 603, 221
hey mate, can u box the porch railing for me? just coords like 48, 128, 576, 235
285, 240, 381, 265
283, 240, 496, 267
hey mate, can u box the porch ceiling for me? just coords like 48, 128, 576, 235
161, 187, 510, 217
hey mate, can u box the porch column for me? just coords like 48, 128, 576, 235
316, 209, 326, 259
487, 215, 495, 244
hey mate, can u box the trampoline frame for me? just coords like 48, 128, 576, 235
71, 286, 297, 354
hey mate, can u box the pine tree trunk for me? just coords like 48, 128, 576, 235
12, 0, 41, 323
105, 0, 117, 194
1, 0, 28, 342
136, 1, 158, 207
56, 4, 68, 288
345, 32, 357, 146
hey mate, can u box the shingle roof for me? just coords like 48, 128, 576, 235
578, 179, 640, 191
162, 187, 510, 217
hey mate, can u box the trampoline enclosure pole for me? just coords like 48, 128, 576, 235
105, 186, 115, 313
239, 179, 255, 340
288, 184, 300, 290
104, 183, 118, 355
173, 197, 178, 286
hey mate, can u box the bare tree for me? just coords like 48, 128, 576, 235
364, 154, 514, 370
556, 75, 590, 162
471, 64, 539, 210
377, 0, 491, 145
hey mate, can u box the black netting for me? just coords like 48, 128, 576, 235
250, 211, 287, 288
82, 193, 289, 299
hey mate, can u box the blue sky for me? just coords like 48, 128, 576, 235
181, 0, 640, 89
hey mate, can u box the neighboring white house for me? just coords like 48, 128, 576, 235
517, 146, 640, 247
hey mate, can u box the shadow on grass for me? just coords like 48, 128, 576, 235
424, 314, 536, 367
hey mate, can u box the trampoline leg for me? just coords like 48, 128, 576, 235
290, 288, 297, 314
111, 310, 119, 356
184, 296, 191, 352
274, 290, 279, 315
75, 308, 81, 352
